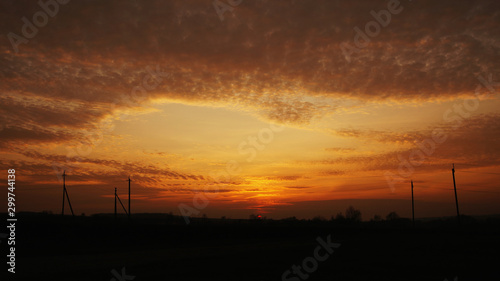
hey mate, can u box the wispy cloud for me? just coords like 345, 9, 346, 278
1, 0, 499, 217
2, 0, 499, 137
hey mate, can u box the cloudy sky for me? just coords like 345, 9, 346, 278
1, 0, 499, 219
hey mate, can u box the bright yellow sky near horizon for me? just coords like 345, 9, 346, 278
1, 0, 500, 220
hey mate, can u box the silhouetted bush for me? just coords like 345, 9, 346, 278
386, 211, 399, 221
345, 205, 362, 222
335, 212, 345, 221
312, 215, 326, 222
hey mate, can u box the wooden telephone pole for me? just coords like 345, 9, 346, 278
61, 171, 75, 217
114, 187, 117, 220
411, 180, 415, 228
127, 176, 132, 220
452, 164, 460, 226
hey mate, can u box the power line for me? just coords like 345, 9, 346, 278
16, 186, 61, 191
416, 185, 500, 194
459, 189, 500, 194
115, 187, 128, 218
454, 163, 484, 167
460, 170, 500, 175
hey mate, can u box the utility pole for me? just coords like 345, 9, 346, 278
61, 171, 75, 217
114, 187, 117, 220
62, 170, 66, 216
127, 176, 131, 220
411, 180, 415, 228
452, 164, 460, 226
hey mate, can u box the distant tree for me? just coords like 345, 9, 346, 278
386, 211, 400, 221
335, 212, 345, 221
312, 215, 326, 221
371, 215, 382, 222
345, 206, 362, 222
221, 216, 226, 220
249, 214, 263, 220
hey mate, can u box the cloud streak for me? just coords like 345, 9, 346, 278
1, 0, 499, 217
2, 0, 499, 134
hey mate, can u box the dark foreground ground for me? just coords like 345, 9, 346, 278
2, 213, 499, 281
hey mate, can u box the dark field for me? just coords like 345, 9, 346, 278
3, 213, 500, 281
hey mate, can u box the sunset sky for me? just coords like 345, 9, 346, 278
1, 0, 499, 220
